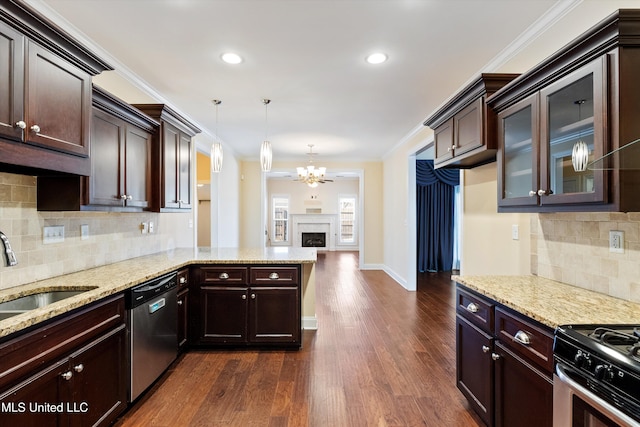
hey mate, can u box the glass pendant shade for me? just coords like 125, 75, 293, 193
572, 139, 589, 172
211, 141, 223, 173
260, 140, 272, 172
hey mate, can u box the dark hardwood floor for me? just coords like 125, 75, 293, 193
114, 251, 483, 426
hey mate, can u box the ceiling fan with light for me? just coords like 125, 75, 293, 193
296, 144, 333, 188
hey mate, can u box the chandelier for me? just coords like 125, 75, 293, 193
296, 144, 332, 188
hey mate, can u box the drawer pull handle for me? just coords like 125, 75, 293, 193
514, 330, 531, 345
268, 272, 280, 280
466, 302, 479, 313
482, 345, 490, 353
219, 272, 229, 280
491, 353, 500, 361
61, 371, 73, 381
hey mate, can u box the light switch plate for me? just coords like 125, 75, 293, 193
43, 225, 65, 244
512, 224, 519, 240
81, 224, 89, 240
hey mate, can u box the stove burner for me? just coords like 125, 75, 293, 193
590, 327, 639, 346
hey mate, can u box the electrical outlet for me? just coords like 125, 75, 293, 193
149, 222, 154, 233
512, 224, 519, 240
43, 225, 65, 244
141, 222, 148, 234
609, 230, 624, 253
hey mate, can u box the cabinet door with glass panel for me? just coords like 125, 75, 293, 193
538, 57, 607, 206
497, 93, 540, 209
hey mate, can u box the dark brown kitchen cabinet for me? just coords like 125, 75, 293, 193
37, 86, 158, 212
424, 74, 518, 169
0, 294, 127, 427
494, 342, 553, 427
0, 2, 111, 176
455, 285, 553, 427
177, 268, 190, 352
133, 104, 201, 212
488, 9, 640, 213
191, 265, 301, 348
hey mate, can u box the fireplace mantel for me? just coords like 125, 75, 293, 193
291, 214, 337, 250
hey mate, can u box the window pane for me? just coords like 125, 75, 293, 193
272, 197, 289, 242
339, 197, 355, 243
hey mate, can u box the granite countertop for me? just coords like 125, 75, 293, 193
0, 247, 317, 338
452, 275, 640, 329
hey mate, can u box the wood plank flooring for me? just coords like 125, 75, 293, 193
114, 251, 483, 426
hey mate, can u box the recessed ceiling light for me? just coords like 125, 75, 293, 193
366, 53, 388, 64
221, 52, 243, 64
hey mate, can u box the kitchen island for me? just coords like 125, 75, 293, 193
0, 247, 317, 338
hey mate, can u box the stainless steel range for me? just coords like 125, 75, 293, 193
553, 325, 640, 427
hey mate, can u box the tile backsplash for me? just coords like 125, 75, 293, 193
532, 212, 640, 303
0, 172, 193, 291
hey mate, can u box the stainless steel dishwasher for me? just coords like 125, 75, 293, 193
126, 271, 178, 401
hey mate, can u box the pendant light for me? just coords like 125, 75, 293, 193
211, 99, 223, 173
571, 99, 590, 172
260, 99, 273, 172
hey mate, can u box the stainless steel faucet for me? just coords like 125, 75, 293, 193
0, 232, 18, 266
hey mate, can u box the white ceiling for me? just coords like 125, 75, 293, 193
24, 0, 640, 162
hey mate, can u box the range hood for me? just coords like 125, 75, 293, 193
588, 138, 640, 170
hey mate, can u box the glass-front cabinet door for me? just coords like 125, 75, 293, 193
539, 58, 607, 206
498, 94, 539, 208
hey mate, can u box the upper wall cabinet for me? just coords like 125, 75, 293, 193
133, 104, 201, 212
0, 1, 111, 176
37, 86, 159, 212
487, 9, 640, 213
424, 74, 518, 169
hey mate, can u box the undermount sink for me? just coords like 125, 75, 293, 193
0, 288, 97, 321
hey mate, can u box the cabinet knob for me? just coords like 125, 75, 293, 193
482, 345, 490, 353
219, 272, 229, 280
127, 195, 133, 200
30, 124, 41, 133
251, 293, 256, 299
61, 371, 73, 381
74, 364, 84, 373
120, 195, 128, 200
529, 190, 537, 197
179, 277, 187, 284
268, 272, 280, 280
447, 145, 456, 152
177, 300, 183, 306
15, 120, 26, 129
514, 330, 531, 345
465, 302, 479, 313
241, 294, 247, 300
537, 189, 547, 197
491, 353, 500, 361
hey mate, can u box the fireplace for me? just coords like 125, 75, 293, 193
301, 232, 326, 248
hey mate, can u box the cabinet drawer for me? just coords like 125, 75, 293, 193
456, 287, 494, 333
495, 307, 553, 373
250, 267, 299, 286
199, 266, 247, 284
0, 294, 124, 391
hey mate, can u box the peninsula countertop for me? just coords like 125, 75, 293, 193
0, 247, 317, 338
452, 275, 640, 329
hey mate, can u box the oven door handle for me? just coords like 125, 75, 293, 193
555, 363, 640, 427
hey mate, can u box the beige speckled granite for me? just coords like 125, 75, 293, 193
0, 247, 316, 338
452, 275, 640, 329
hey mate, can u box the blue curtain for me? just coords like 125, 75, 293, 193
417, 160, 459, 272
